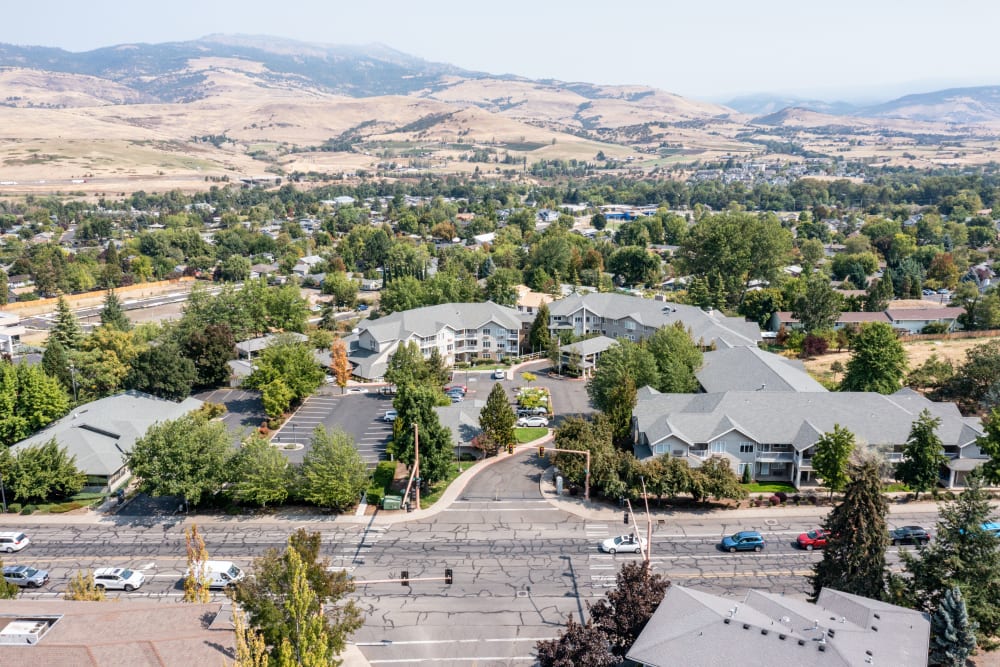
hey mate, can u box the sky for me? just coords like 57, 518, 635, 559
1, 0, 998, 102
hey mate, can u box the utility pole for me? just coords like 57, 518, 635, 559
624, 499, 649, 563
414, 422, 420, 510
640, 475, 652, 562
539, 446, 590, 501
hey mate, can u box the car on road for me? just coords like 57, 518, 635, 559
491, 369, 506, 380
517, 416, 549, 427
357, 303, 369, 311
889, 526, 931, 545
937, 288, 950, 295
721, 531, 765, 553
2, 565, 48, 588
796, 529, 830, 551
93, 567, 145, 591
450, 395, 464, 404
346, 387, 368, 394
0, 532, 29, 553
382, 409, 398, 423
600, 534, 647, 554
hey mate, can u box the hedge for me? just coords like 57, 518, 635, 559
366, 486, 385, 508
373, 461, 396, 491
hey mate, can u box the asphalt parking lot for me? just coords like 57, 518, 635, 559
273, 391, 395, 465
194, 388, 266, 443
461, 360, 594, 424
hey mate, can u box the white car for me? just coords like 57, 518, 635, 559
346, 387, 368, 394
600, 534, 647, 554
0, 532, 29, 553
383, 410, 398, 423
517, 416, 549, 428
491, 369, 506, 380
93, 567, 146, 591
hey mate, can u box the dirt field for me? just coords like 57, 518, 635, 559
803, 335, 1000, 382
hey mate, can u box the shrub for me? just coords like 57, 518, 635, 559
366, 486, 384, 508
47, 501, 85, 514
769, 494, 781, 505
372, 461, 396, 491
775, 492, 788, 503
20, 505, 35, 515
921, 322, 950, 335
6, 503, 21, 514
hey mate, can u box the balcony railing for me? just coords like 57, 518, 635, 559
756, 451, 794, 463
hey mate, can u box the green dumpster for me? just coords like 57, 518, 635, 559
382, 495, 403, 510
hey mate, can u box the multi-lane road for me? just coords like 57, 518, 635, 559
2, 453, 942, 665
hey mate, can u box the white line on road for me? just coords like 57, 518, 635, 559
358, 638, 550, 646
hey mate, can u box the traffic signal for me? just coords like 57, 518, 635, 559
401, 571, 409, 586
445, 568, 453, 585
538, 445, 545, 457
623, 511, 630, 525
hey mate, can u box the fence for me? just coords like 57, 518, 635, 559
898, 328, 1000, 343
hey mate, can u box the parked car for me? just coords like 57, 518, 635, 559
937, 288, 950, 295
383, 410, 398, 423
796, 529, 829, 551
0, 532, 29, 553
93, 567, 145, 591
599, 534, 647, 554
2, 565, 48, 588
491, 369, 506, 380
444, 385, 467, 395
378, 385, 397, 396
450, 395, 464, 404
721, 531, 765, 553
889, 526, 931, 545
357, 303, 369, 311
982, 522, 1000, 537
517, 416, 549, 427
346, 387, 368, 394
517, 406, 548, 417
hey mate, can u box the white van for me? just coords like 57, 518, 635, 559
189, 561, 245, 589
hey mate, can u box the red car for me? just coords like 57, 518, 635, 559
796, 529, 830, 550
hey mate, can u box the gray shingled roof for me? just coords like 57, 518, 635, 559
559, 335, 617, 358
634, 388, 981, 452
697, 346, 828, 393
358, 302, 523, 343
11, 391, 204, 476
627, 585, 929, 667
546, 293, 761, 348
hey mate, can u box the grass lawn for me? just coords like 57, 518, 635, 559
742, 482, 798, 494
419, 463, 463, 509
883, 483, 911, 493
514, 427, 548, 443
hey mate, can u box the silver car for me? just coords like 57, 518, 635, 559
517, 415, 549, 428
3, 565, 48, 588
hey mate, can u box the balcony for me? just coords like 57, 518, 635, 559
756, 451, 794, 463
799, 458, 813, 470
690, 449, 711, 459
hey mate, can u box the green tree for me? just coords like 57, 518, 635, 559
689, 457, 747, 502
840, 322, 907, 393
230, 434, 292, 507
737, 288, 786, 328
261, 378, 294, 421
810, 454, 889, 601
99, 289, 131, 331
126, 340, 197, 401
479, 382, 516, 452
0, 362, 70, 446
229, 607, 270, 667
645, 322, 702, 393
978, 409, 1000, 485
811, 424, 855, 498
930, 586, 978, 667
273, 547, 334, 666
791, 273, 843, 332
243, 334, 326, 404
50, 296, 83, 350
587, 341, 659, 413
232, 529, 362, 664
864, 276, 894, 312
605, 375, 637, 450
183, 323, 236, 388
897, 472, 1000, 649
607, 246, 660, 287
528, 303, 552, 353
41, 338, 73, 392
425, 347, 451, 388
895, 409, 948, 499
8, 438, 85, 503
391, 385, 454, 485
127, 413, 233, 507
220, 254, 252, 282
298, 427, 369, 511
0, 269, 7, 306
0, 559, 19, 599
321, 272, 359, 309
384, 341, 429, 389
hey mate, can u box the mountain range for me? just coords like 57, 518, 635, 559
0, 35, 998, 190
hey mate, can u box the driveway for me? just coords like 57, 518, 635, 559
463, 361, 593, 425
194, 388, 266, 444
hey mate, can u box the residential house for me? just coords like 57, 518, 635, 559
627, 585, 929, 667
886, 306, 965, 334
558, 336, 617, 378
235, 332, 308, 360
514, 284, 554, 317
9, 391, 204, 491
632, 387, 984, 488
967, 262, 995, 291
292, 255, 325, 277
547, 292, 761, 348
347, 302, 528, 381
769, 311, 891, 332
0, 311, 26, 355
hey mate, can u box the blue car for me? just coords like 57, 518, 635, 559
982, 522, 1000, 537
721, 531, 765, 553
357, 304, 369, 311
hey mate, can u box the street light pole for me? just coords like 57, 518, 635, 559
0, 474, 6, 514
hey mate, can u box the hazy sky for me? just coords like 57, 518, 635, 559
2, 0, 997, 102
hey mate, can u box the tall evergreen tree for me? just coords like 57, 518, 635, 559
50, 296, 83, 350
605, 375, 637, 450
840, 322, 907, 393
425, 347, 450, 388
810, 454, 889, 601
898, 472, 1000, 649
0, 269, 7, 306
895, 409, 948, 499
479, 382, 515, 452
41, 338, 72, 391
99, 289, 131, 331
930, 586, 977, 667
528, 303, 552, 353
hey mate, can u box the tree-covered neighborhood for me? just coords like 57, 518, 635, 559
4, 25, 1000, 667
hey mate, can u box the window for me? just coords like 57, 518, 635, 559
711, 442, 725, 453
759, 463, 770, 476
483, 328, 491, 336
739, 443, 754, 453
624, 320, 636, 331
738, 462, 750, 476
574, 316, 582, 323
